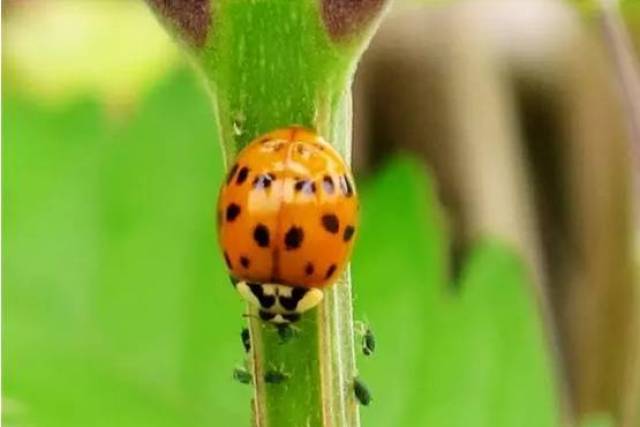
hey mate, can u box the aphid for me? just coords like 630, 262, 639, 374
355, 321, 376, 356
241, 327, 251, 353
353, 377, 372, 406
362, 327, 376, 356
264, 367, 290, 384
218, 126, 359, 324
276, 323, 297, 343
233, 367, 252, 385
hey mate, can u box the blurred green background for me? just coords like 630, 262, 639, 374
3, 1, 638, 426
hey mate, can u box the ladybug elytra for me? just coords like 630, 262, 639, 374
217, 126, 358, 323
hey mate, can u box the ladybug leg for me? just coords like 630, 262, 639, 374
353, 377, 372, 406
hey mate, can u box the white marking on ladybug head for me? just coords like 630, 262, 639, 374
270, 314, 289, 324
236, 281, 260, 307
294, 287, 323, 313
235, 281, 324, 323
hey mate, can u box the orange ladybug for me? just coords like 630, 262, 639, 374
217, 127, 358, 323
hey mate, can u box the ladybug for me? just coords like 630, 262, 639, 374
217, 126, 358, 324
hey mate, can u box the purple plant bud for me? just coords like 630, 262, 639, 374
321, 0, 387, 40
148, 0, 211, 48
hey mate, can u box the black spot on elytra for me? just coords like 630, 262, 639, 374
280, 287, 308, 311
236, 167, 250, 185
321, 214, 340, 234
253, 224, 270, 247
343, 225, 355, 242
339, 174, 354, 197
294, 179, 316, 194
226, 164, 239, 185
325, 264, 337, 279
240, 256, 250, 268
248, 283, 275, 308
226, 203, 241, 222
224, 252, 232, 269
253, 173, 275, 190
284, 226, 304, 250
305, 262, 315, 276
323, 175, 335, 194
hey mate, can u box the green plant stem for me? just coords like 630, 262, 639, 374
244, 87, 358, 426
147, 1, 387, 425
202, 2, 385, 424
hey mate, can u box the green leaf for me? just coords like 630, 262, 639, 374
353, 159, 559, 427
4, 71, 248, 427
